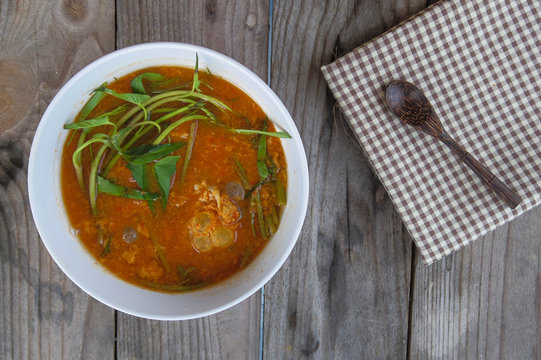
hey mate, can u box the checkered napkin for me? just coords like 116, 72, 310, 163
321, 0, 541, 264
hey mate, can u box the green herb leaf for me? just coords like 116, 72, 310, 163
177, 265, 196, 284
189, 92, 232, 112
250, 211, 257, 237
108, 127, 134, 156
254, 190, 268, 240
96, 87, 151, 130
235, 129, 292, 138
64, 117, 117, 132
258, 135, 266, 161
276, 179, 286, 206
126, 162, 148, 191
240, 248, 252, 268
151, 107, 183, 114
66, 130, 77, 147
102, 236, 111, 256
80, 83, 107, 120
271, 206, 279, 225
100, 103, 130, 117
97, 176, 159, 200
178, 265, 196, 278
89, 147, 109, 216
134, 120, 161, 133
149, 78, 191, 93
131, 72, 166, 94
154, 155, 181, 206
123, 142, 184, 164
148, 232, 170, 272
234, 157, 250, 189
151, 114, 207, 144
265, 153, 278, 178
266, 214, 277, 234
111, 126, 133, 144
257, 133, 268, 179
257, 161, 269, 179
156, 249, 171, 272
250, 198, 257, 237
180, 121, 198, 183
127, 162, 155, 211
191, 53, 200, 92
72, 135, 112, 174
199, 80, 213, 90
97, 87, 150, 106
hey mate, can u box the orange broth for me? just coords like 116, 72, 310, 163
60, 66, 287, 291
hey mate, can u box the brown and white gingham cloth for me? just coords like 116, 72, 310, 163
321, 0, 541, 264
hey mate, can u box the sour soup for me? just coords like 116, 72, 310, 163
61, 64, 289, 292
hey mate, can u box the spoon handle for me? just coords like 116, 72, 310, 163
438, 133, 522, 209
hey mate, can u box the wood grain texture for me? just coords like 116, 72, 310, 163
262, 1, 425, 359
115, 1, 268, 359
409, 205, 541, 359
116, 0, 269, 81
0, 1, 115, 359
117, 297, 261, 359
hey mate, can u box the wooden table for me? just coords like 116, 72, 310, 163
1, 1, 540, 359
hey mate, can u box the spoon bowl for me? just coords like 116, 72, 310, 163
386, 80, 437, 127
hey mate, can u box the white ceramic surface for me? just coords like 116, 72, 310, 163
28, 43, 309, 320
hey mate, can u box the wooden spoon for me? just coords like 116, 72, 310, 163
385, 80, 522, 209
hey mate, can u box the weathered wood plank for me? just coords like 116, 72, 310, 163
115, 1, 268, 359
409, 205, 541, 359
0, 1, 115, 359
116, 0, 269, 81
263, 1, 425, 359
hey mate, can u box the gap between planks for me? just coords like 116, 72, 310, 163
260, 2, 275, 360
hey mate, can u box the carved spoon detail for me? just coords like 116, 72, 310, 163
385, 80, 522, 209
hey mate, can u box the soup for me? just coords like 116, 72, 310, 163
60, 63, 289, 292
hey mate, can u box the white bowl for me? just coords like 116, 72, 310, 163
28, 43, 309, 320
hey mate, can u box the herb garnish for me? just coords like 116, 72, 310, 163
154, 155, 181, 207
64, 55, 290, 229
257, 120, 269, 179
131, 72, 166, 94
234, 129, 291, 138
97, 176, 159, 201
180, 121, 198, 183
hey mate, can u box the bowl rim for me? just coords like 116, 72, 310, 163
28, 42, 309, 320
